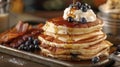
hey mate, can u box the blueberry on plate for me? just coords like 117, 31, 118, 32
34, 45, 40, 51
25, 41, 31, 46
114, 45, 120, 55
33, 39, 40, 45
29, 44, 35, 52
23, 46, 28, 51
26, 46, 31, 51
114, 51, 120, 55
92, 56, 100, 64
28, 36, 34, 41
80, 17, 87, 23
116, 45, 120, 52
67, 17, 74, 22
18, 44, 24, 50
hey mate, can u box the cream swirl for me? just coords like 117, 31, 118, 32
63, 7, 96, 22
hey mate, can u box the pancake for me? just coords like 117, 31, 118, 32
43, 18, 103, 35
38, 34, 106, 49
43, 30, 104, 42
47, 17, 103, 28
40, 40, 111, 55
40, 46, 109, 60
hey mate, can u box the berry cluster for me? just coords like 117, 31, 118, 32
71, 2, 91, 12
18, 36, 41, 52
67, 2, 91, 23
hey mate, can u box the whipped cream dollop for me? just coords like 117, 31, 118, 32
63, 4, 96, 22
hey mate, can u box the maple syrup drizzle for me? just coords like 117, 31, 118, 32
68, 7, 76, 18
67, 0, 77, 18
67, 28, 74, 42
54, 26, 58, 34
47, 17, 99, 28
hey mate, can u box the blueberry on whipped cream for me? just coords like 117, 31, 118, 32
80, 17, 87, 23
81, 3, 91, 12
67, 16, 74, 22
63, 2, 96, 23
75, 2, 81, 9
80, 5, 88, 12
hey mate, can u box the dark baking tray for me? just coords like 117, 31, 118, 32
0, 45, 111, 67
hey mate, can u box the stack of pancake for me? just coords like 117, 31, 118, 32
38, 17, 113, 60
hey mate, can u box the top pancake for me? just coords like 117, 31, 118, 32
47, 17, 103, 28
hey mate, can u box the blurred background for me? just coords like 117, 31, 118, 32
10, 0, 107, 19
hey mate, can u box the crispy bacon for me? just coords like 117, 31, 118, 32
16, 21, 32, 32
0, 21, 31, 44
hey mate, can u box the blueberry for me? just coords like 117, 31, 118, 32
80, 6, 88, 12
33, 39, 40, 45
116, 45, 120, 52
26, 47, 30, 51
22, 45, 31, 51
28, 36, 34, 41
23, 46, 28, 51
25, 41, 31, 46
107, 33, 113, 37
92, 56, 100, 64
29, 44, 35, 51
67, 17, 74, 22
87, 5, 91, 9
76, 2, 81, 8
80, 17, 87, 23
76, 2, 81, 6
114, 51, 120, 55
80, 3, 90, 12
18, 44, 24, 50
82, 3, 88, 7
70, 53, 78, 58
34, 45, 40, 50
83, 3, 91, 9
